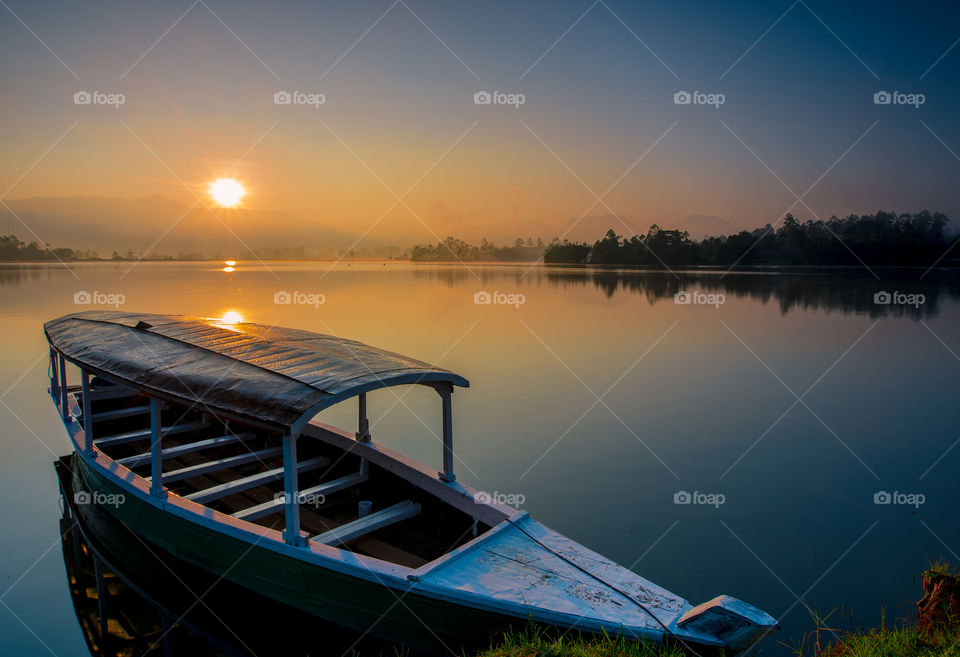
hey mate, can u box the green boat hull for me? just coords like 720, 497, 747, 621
70, 453, 525, 654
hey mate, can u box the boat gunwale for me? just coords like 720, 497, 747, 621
68, 446, 684, 641
50, 364, 762, 649
69, 454, 687, 645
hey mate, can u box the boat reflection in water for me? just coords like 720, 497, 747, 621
55, 455, 404, 657
46, 312, 777, 655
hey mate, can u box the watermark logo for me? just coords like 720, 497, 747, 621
74, 490, 125, 508
674, 90, 725, 108
873, 290, 925, 308
274, 290, 325, 307
473, 90, 525, 108
873, 90, 925, 108
473, 290, 525, 308
273, 491, 326, 508
874, 490, 925, 508
473, 490, 526, 506
674, 290, 725, 308
74, 90, 125, 108
74, 290, 125, 308
273, 90, 326, 108
674, 490, 725, 508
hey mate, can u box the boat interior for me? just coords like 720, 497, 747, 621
74, 377, 493, 569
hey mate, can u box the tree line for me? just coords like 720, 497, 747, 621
0, 236, 206, 261
2, 211, 955, 266
409, 237, 544, 262
545, 211, 956, 267
0, 235, 87, 261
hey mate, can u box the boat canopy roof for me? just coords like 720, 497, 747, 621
44, 311, 468, 433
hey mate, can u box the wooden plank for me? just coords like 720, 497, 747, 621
184, 456, 329, 504
89, 404, 151, 423
159, 446, 284, 484
310, 500, 421, 546
296, 507, 427, 569
115, 432, 256, 469
232, 471, 368, 522
93, 421, 209, 449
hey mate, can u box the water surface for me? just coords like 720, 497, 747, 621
1, 261, 958, 655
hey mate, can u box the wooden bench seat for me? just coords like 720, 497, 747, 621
310, 500, 421, 546
184, 456, 330, 504
232, 470, 368, 522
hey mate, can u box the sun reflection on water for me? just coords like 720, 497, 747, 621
214, 311, 244, 327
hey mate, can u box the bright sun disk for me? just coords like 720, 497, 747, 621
209, 178, 245, 207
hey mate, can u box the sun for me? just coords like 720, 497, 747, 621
209, 178, 245, 207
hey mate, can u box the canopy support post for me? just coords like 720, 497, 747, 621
49, 348, 58, 401
81, 370, 93, 454
282, 433, 305, 546
356, 392, 371, 442
435, 384, 455, 483
149, 398, 166, 499
58, 353, 68, 421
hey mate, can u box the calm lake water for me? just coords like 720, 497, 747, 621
1, 261, 959, 655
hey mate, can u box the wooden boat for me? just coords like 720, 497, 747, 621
54, 454, 399, 657
45, 311, 778, 654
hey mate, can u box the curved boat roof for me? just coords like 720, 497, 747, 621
45, 311, 468, 433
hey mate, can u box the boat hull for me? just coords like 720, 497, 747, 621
70, 453, 528, 653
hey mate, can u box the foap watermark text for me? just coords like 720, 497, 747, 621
674, 90, 725, 108
874, 490, 925, 508
474, 490, 526, 506
74, 291, 125, 308
873, 91, 925, 108
274, 90, 325, 107
474, 290, 525, 308
74, 491, 125, 508
273, 491, 326, 508
274, 290, 325, 307
874, 290, 925, 308
674, 490, 725, 508
474, 90, 525, 108
74, 90, 125, 108
674, 290, 725, 308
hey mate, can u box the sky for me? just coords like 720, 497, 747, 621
1, 0, 959, 238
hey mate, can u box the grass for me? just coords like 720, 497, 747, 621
783, 561, 960, 657
477, 562, 960, 657
819, 624, 960, 657
475, 626, 688, 657
925, 557, 958, 578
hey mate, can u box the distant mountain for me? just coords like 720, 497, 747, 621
555, 214, 644, 241
456, 219, 555, 244
671, 214, 741, 240
1, 195, 359, 256
457, 214, 743, 245
0, 196, 752, 257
